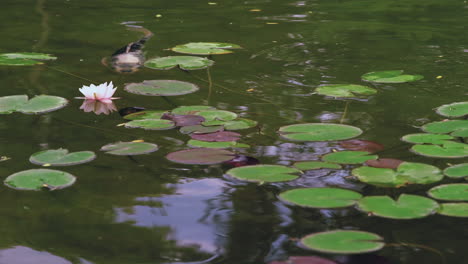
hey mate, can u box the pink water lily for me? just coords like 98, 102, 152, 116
77, 82, 118, 103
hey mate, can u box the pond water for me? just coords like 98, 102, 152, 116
1, 0, 468, 263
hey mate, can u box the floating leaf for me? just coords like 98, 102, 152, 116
279, 187, 362, 208
123, 110, 166, 120
187, 139, 249, 148
101, 141, 159, 155
293, 161, 342, 170
411, 141, 468, 158
428, 184, 468, 201
190, 131, 241, 142
125, 80, 199, 96
145, 56, 214, 70
166, 148, 235, 165
179, 124, 224, 134
436, 102, 468, 118
365, 158, 404, 169
224, 118, 258, 130
443, 163, 468, 178
315, 84, 377, 98
163, 114, 205, 126
422, 120, 468, 135
124, 119, 175, 130
352, 162, 443, 187
269, 256, 337, 264
339, 140, 384, 153
226, 165, 301, 183
300, 230, 384, 254
0, 95, 68, 114
322, 151, 378, 164
197, 110, 238, 122
438, 203, 468, 217
29, 149, 96, 166
0, 52, 57, 66
278, 123, 362, 142
401, 133, 454, 145
4, 169, 75, 191
171, 105, 215, 115
170, 42, 242, 55
357, 194, 439, 219
361, 70, 423, 83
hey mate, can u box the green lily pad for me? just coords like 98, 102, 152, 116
29, 149, 96, 166
171, 105, 215, 115
278, 123, 362, 142
166, 148, 235, 165
322, 151, 378, 164
187, 140, 249, 148
123, 110, 167, 120
315, 84, 377, 98
443, 163, 468, 178
0, 95, 68, 114
197, 110, 238, 122
422, 120, 468, 135
438, 203, 468, 217
428, 184, 468, 201
411, 141, 468, 158
224, 118, 258, 130
4, 169, 76, 191
436, 102, 468, 118
300, 230, 384, 254
145, 56, 214, 70
361, 70, 423, 83
0, 52, 57, 66
352, 162, 443, 187
357, 194, 439, 219
293, 161, 342, 170
401, 133, 455, 145
226, 165, 301, 183
124, 80, 199, 96
170, 42, 242, 55
179, 124, 224, 134
101, 141, 159, 155
279, 187, 362, 208
124, 119, 175, 130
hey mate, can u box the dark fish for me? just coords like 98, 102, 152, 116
102, 25, 153, 74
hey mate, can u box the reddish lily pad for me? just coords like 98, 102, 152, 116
339, 140, 384, 153
268, 256, 337, 264
365, 158, 404, 169
166, 148, 235, 165
179, 124, 224, 134
162, 114, 205, 127
190, 131, 241, 142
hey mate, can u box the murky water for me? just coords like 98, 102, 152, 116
1, 0, 468, 263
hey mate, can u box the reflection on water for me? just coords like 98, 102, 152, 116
0, 246, 72, 264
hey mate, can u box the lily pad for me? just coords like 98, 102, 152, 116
411, 141, 468, 158
269, 256, 337, 264
187, 139, 249, 148
422, 120, 468, 135
357, 194, 439, 219
170, 42, 242, 55
315, 84, 377, 98
0, 52, 57, 66
352, 162, 443, 187
401, 133, 454, 145
293, 161, 342, 170
443, 163, 468, 178
300, 230, 384, 254
29, 149, 96, 166
279, 187, 362, 208
339, 139, 384, 153
428, 184, 468, 201
162, 114, 205, 127
124, 119, 175, 130
436, 102, 468, 118
125, 80, 199, 96
197, 110, 238, 122
145, 56, 214, 70
322, 151, 378, 164
361, 70, 423, 83
365, 158, 404, 169
438, 203, 468, 217
224, 118, 258, 130
179, 124, 224, 134
171, 105, 215, 115
278, 123, 362, 142
123, 110, 167, 120
166, 148, 235, 165
4, 169, 75, 191
0, 95, 68, 114
226, 165, 301, 183
101, 141, 159, 155
190, 131, 241, 142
